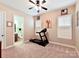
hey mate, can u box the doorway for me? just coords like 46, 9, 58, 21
13, 15, 24, 46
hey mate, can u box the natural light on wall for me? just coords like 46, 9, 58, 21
29, 17, 34, 28
35, 20, 42, 35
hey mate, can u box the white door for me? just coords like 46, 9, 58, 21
0, 12, 6, 49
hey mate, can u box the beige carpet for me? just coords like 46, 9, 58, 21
2, 42, 79, 58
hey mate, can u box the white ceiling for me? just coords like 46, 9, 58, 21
0, 0, 76, 16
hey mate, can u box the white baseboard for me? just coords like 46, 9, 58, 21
74, 47, 79, 56
5, 40, 29, 49
5, 45, 14, 49
49, 41, 79, 56
49, 41, 75, 48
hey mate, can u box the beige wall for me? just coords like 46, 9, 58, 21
39, 5, 76, 46
24, 15, 35, 41
75, 0, 79, 49
0, 2, 77, 48
0, 3, 34, 48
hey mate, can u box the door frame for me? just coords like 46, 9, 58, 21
0, 11, 7, 49
13, 15, 25, 44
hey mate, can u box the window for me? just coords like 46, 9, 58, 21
58, 14, 72, 27
57, 14, 72, 39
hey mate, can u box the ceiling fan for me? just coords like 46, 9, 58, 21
29, 0, 48, 13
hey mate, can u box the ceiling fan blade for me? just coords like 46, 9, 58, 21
29, 7, 33, 9
42, 0, 46, 4
41, 6, 47, 10
29, 0, 35, 4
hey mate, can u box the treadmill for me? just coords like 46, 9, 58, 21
30, 28, 49, 46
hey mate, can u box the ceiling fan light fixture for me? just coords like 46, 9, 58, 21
37, 10, 40, 13
42, 0, 46, 3
36, 0, 40, 4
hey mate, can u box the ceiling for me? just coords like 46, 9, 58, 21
0, 0, 76, 16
